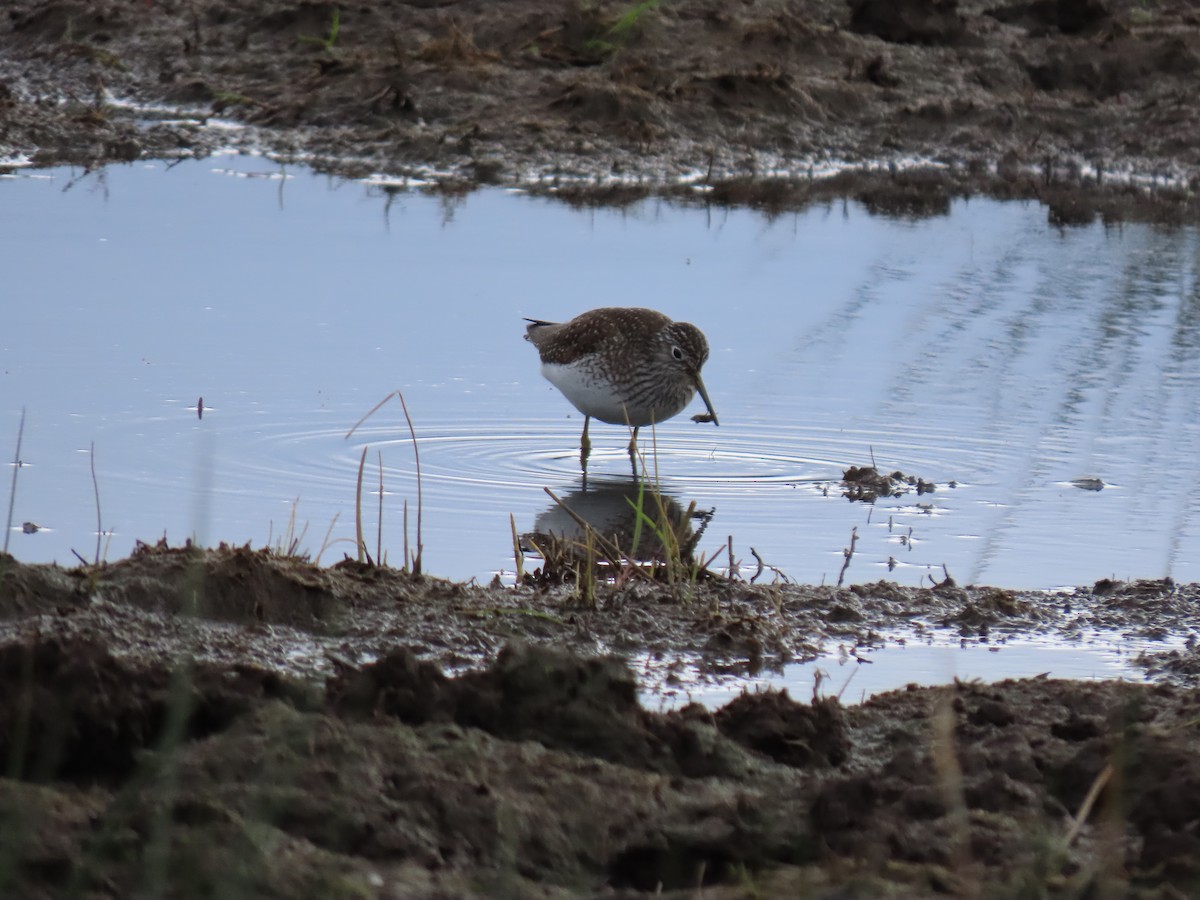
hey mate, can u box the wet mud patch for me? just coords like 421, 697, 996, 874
2, 0, 1200, 221
0, 633, 317, 783
2, 596, 1200, 896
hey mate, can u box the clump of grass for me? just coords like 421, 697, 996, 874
265, 498, 345, 563
584, 0, 664, 56
346, 390, 423, 574
298, 7, 341, 52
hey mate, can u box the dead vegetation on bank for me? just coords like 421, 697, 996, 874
2, 0, 1200, 221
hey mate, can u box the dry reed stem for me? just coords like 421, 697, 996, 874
346, 390, 423, 574
510, 513, 524, 582
376, 450, 384, 565
354, 446, 369, 564
397, 392, 422, 575
3, 407, 24, 555
90, 441, 102, 565
315, 513, 340, 565
836, 526, 858, 588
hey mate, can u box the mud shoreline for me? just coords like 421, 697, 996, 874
6, 0, 1200, 895
3, 546, 1200, 897
3, 0, 1200, 223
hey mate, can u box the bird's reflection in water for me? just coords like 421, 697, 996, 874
523, 476, 714, 579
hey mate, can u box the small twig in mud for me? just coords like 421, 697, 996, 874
748, 546, 791, 585
510, 513, 524, 583
726, 534, 738, 580
90, 441, 102, 565
4, 407, 25, 555
928, 564, 957, 589
869, 444, 877, 469
749, 546, 765, 583
836, 526, 858, 588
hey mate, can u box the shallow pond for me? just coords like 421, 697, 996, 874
4, 155, 1200, 592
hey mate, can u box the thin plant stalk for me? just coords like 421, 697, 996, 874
314, 513, 341, 566
3, 407, 25, 555
397, 392, 422, 575
376, 450, 384, 566
836, 526, 858, 588
346, 390, 423, 575
510, 513, 524, 583
1064, 763, 1115, 849
354, 446, 369, 564
90, 441, 102, 565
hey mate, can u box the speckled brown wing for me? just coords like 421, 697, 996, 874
525, 307, 670, 365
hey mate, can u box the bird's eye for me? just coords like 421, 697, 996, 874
671, 345, 684, 361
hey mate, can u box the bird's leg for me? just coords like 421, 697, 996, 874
579, 416, 591, 474
627, 426, 640, 472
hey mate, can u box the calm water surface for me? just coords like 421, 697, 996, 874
4, 156, 1200, 592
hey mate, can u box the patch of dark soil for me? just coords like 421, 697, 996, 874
10, 2, 125, 43
713, 689, 850, 768
96, 538, 401, 628
1027, 33, 1200, 98
849, 0, 968, 46
0, 634, 315, 783
987, 0, 1113, 35
0, 551, 85, 617
330, 642, 750, 777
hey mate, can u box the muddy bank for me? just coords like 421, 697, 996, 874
3, 546, 1200, 896
3, 0, 1200, 221
3, 541, 1198, 692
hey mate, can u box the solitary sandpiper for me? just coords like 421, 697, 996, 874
524, 307, 719, 472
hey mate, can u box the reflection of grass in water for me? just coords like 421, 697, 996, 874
532, 426, 721, 602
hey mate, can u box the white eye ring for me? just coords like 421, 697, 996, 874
671, 345, 684, 361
